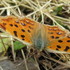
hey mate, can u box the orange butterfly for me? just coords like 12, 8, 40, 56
0, 16, 70, 53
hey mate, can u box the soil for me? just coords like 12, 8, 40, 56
0, 59, 38, 70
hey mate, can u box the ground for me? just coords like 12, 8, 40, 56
0, 59, 38, 70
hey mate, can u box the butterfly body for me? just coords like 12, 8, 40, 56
0, 16, 70, 53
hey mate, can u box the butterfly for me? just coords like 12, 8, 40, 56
0, 16, 70, 53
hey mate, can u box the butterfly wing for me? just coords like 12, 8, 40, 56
0, 16, 39, 46
44, 24, 70, 53
44, 24, 69, 41
46, 34, 70, 53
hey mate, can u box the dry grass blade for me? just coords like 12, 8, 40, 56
34, 56, 41, 70
21, 49, 28, 70
0, 66, 3, 70
10, 36, 16, 61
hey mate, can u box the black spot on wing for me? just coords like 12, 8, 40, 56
67, 40, 70, 42
28, 30, 31, 33
21, 29, 25, 32
58, 40, 63, 43
21, 35, 25, 38
57, 45, 61, 48
55, 37, 59, 39
56, 48, 59, 50
10, 24, 13, 26
29, 26, 33, 29
14, 24, 18, 27
51, 36, 54, 39
22, 39, 25, 40
64, 46, 70, 51
13, 31, 18, 37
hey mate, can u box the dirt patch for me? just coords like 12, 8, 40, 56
0, 59, 38, 70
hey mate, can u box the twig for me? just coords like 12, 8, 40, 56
10, 36, 16, 61
34, 56, 41, 70
21, 49, 28, 70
